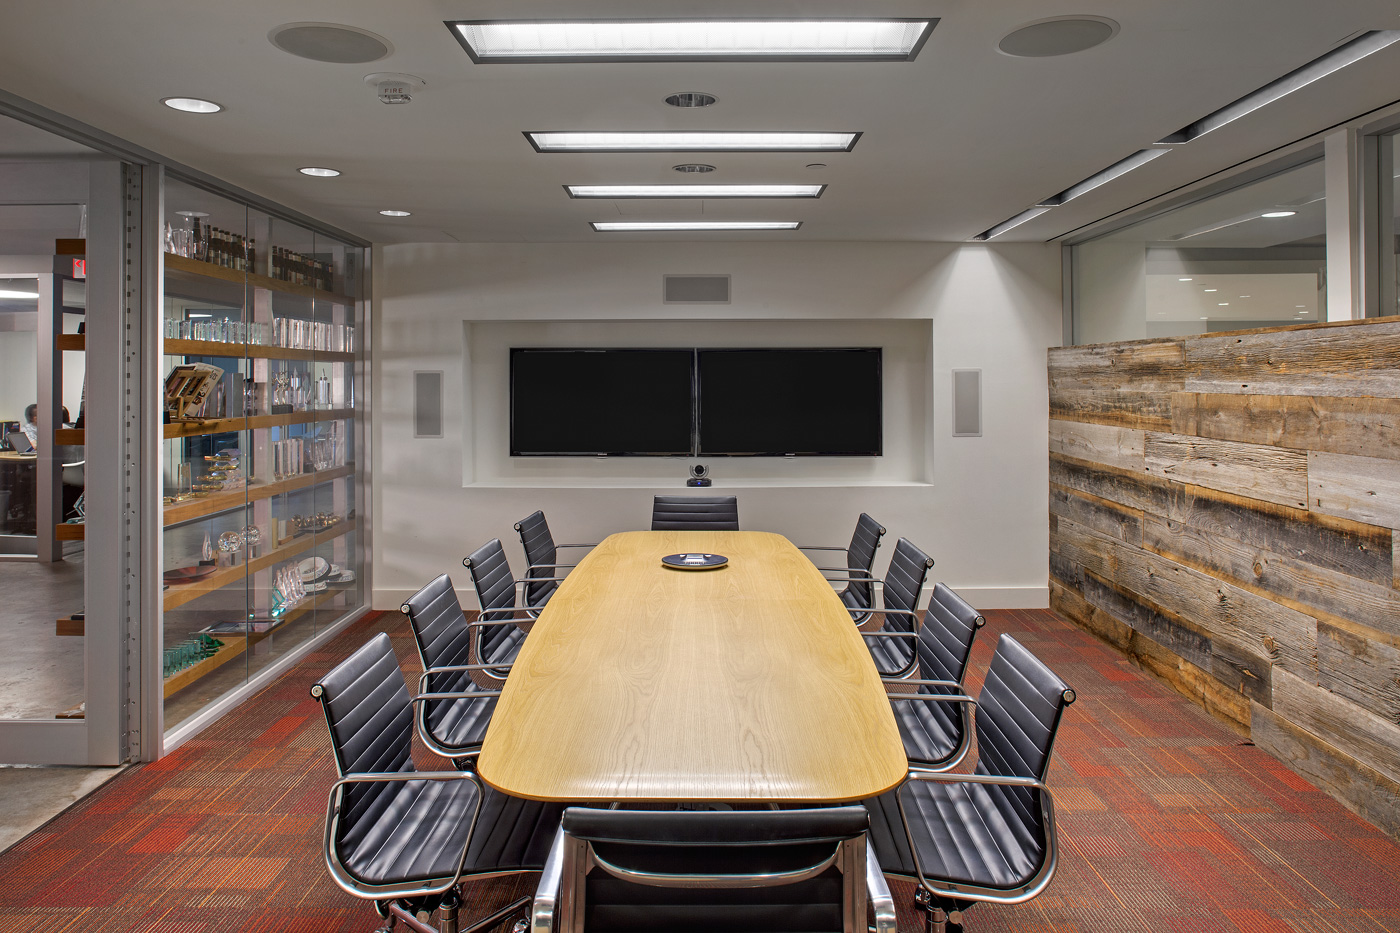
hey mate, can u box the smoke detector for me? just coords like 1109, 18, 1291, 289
363, 72, 426, 104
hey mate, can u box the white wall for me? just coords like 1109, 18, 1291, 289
373, 241, 1062, 611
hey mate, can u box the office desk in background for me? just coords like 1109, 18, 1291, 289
477, 530, 907, 804
0, 451, 37, 535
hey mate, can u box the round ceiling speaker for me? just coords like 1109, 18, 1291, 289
269, 23, 392, 63
998, 17, 1118, 57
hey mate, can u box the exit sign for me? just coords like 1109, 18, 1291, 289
72, 258, 86, 279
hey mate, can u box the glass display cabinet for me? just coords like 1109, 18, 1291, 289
159, 177, 365, 733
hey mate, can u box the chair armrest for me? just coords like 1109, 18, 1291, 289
862, 630, 919, 640
412, 690, 503, 702
513, 577, 568, 586
826, 575, 885, 584
882, 677, 960, 688
526, 563, 577, 570
555, 542, 597, 549
866, 848, 898, 933
797, 544, 846, 552
887, 693, 977, 707
902, 771, 1047, 791
532, 828, 567, 933
470, 612, 535, 625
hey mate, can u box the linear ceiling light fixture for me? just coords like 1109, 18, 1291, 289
1158, 30, 1400, 144
0, 289, 41, 300
567, 184, 824, 198
971, 33, 1399, 242
1036, 149, 1170, 206
527, 131, 859, 152
973, 207, 1051, 241
447, 19, 936, 63
591, 221, 801, 232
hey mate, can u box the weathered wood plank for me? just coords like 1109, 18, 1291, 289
1208, 637, 1274, 709
1173, 392, 1400, 461
1050, 575, 1251, 730
1049, 391, 1174, 432
1049, 452, 1173, 516
1163, 481, 1392, 586
1054, 516, 1317, 677
1145, 433, 1308, 509
1273, 668, 1400, 784
1049, 420, 1145, 472
1185, 321, 1400, 398
1048, 338, 1186, 388
1080, 572, 1215, 673
1317, 622, 1400, 725
1309, 451, 1400, 529
1049, 483, 1143, 546
1141, 512, 1400, 646
1251, 702, 1400, 841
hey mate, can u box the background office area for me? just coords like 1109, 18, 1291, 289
1, 2, 1400, 930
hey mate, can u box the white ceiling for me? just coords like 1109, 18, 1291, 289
0, 0, 1398, 244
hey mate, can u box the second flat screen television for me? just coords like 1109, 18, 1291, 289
510, 347, 881, 456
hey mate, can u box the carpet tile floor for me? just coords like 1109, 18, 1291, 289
0, 606, 1396, 932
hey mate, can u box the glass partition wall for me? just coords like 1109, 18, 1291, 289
1073, 159, 1326, 344
160, 176, 364, 735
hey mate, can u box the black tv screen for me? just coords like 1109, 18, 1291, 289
697, 348, 881, 456
510, 348, 695, 455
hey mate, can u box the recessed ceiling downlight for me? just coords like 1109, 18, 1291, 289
379, 210, 412, 217
269, 22, 392, 63
998, 16, 1118, 57
666, 92, 717, 108
1261, 210, 1297, 218
299, 167, 341, 177
163, 97, 223, 114
673, 163, 717, 173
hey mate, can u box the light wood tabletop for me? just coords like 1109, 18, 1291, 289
476, 530, 907, 803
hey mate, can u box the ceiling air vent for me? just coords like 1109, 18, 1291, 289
663, 275, 731, 304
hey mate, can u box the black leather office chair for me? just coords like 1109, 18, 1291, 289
650, 495, 739, 531
867, 584, 986, 772
462, 538, 564, 683
400, 574, 501, 762
830, 537, 934, 679
865, 635, 1077, 933
798, 513, 886, 622
514, 510, 596, 609
532, 806, 896, 933
311, 632, 562, 933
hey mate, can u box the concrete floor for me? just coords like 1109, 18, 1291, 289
0, 763, 121, 854
0, 542, 84, 719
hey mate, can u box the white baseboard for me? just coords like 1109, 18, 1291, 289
932, 585, 1049, 610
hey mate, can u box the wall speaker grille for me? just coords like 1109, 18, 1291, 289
952, 369, 982, 437
414, 371, 443, 438
663, 274, 730, 304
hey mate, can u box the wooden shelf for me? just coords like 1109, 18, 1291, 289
56, 334, 85, 351
163, 517, 357, 611
165, 253, 358, 307
55, 428, 84, 445
163, 463, 354, 526
163, 408, 354, 440
162, 636, 247, 698
56, 617, 84, 636
56, 523, 84, 541
165, 338, 353, 363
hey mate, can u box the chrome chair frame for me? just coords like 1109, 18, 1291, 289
880, 682, 977, 773
530, 814, 897, 933
893, 770, 1062, 909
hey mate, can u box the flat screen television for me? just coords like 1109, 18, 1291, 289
697, 348, 882, 456
510, 348, 695, 456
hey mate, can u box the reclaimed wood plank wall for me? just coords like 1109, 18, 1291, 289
1048, 318, 1400, 838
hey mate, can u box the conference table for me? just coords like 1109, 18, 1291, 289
476, 530, 908, 804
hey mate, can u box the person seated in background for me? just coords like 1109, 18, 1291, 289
20, 404, 73, 452
21, 404, 38, 450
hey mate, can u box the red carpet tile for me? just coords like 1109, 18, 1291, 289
1, 607, 1398, 932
